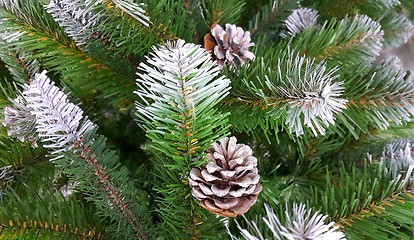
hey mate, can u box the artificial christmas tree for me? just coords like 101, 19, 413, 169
1, 0, 414, 239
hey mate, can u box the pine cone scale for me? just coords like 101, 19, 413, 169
220, 170, 236, 178
211, 185, 231, 197
203, 170, 224, 181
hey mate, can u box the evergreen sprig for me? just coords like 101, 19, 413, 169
380, 11, 414, 48
0, 187, 105, 240
60, 132, 150, 239
341, 192, 414, 239
135, 39, 231, 238
339, 63, 414, 134
230, 203, 346, 240
0, 43, 39, 86
201, 0, 245, 28
85, 0, 172, 57
21, 71, 95, 156
223, 48, 347, 137
307, 157, 412, 227
280, 7, 319, 38
45, 0, 102, 47
0, 0, 137, 108
3, 70, 150, 239
291, 14, 383, 67
247, 0, 299, 38
46, 0, 151, 51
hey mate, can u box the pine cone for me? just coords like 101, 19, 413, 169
205, 24, 255, 68
189, 136, 262, 217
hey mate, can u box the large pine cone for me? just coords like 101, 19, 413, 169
204, 24, 255, 68
189, 137, 262, 217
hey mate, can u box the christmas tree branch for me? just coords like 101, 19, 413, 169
279, 7, 319, 38
45, 0, 103, 47
291, 14, 383, 67
223, 48, 347, 137
201, 0, 245, 28
0, 46, 39, 86
339, 192, 414, 239
3, 71, 150, 239
302, 0, 399, 20
0, 0, 74, 47
229, 202, 346, 240
0, 12, 136, 108
339, 63, 414, 133
135, 39, 231, 238
44, 0, 140, 76
248, 0, 299, 36
380, 11, 414, 47
66, 134, 148, 239
45, 0, 154, 57
310, 158, 410, 223
0, 187, 105, 239
81, 0, 177, 57
110, 0, 151, 26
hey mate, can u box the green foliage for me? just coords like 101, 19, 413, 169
0, 187, 105, 240
90, 1, 163, 57
0, 79, 16, 108
247, 0, 299, 40
310, 160, 407, 221
0, 0, 414, 239
338, 63, 414, 136
221, 44, 345, 139
302, 0, 399, 20
201, 0, 245, 27
342, 193, 414, 240
55, 130, 152, 239
400, 0, 414, 21
290, 14, 383, 68
0, 0, 136, 109
0, 46, 34, 86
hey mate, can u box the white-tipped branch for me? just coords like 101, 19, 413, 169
381, 11, 414, 47
134, 39, 231, 237
281, 204, 346, 240
0, 165, 13, 183
4, 70, 95, 157
24, 71, 95, 156
0, 165, 13, 198
135, 39, 230, 134
381, 139, 414, 184
260, 50, 347, 136
230, 203, 346, 240
291, 14, 383, 65
45, 0, 101, 46
3, 96, 38, 144
281, 7, 319, 37
45, 0, 151, 46
45, 0, 150, 47
277, 53, 347, 136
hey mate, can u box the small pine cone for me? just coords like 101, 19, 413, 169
205, 24, 255, 68
189, 136, 262, 217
